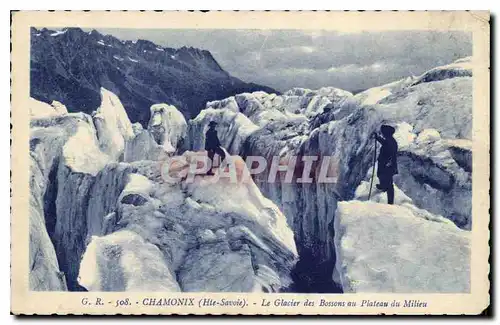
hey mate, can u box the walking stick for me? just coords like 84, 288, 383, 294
367, 137, 377, 201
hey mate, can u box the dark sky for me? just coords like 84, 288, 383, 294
92, 28, 472, 93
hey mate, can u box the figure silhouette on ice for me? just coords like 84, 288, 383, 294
372, 125, 398, 205
205, 121, 226, 175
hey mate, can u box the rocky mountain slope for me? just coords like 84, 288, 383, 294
30, 27, 276, 126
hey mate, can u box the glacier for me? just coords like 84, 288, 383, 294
93, 88, 135, 160
78, 154, 298, 292
185, 57, 472, 292
333, 201, 470, 293
29, 88, 297, 292
147, 103, 187, 154
29, 57, 472, 293
30, 97, 68, 118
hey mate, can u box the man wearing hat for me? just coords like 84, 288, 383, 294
372, 124, 398, 204
205, 121, 226, 175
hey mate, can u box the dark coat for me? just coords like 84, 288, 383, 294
205, 128, 221, 150
375, 135, 398, 176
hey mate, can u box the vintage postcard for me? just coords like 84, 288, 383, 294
11, 11, 490, 315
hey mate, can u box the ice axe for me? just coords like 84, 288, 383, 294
367, 135, 377, 201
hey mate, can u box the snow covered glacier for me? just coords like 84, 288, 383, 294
186, 57, 472, 292
29, 87, 297, 292
29, 57, 472, 293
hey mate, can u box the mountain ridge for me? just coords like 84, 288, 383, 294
30, 27, 277, 126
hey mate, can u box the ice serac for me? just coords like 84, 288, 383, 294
31, 27, 277, 126
31, 57, 472, 293
190, 58, 473, 291
189, 88, 349, 154
78, 152, 298, 292
411, 56, 472, 86
79, 230, 180, 292
188, 107, 259, 154
29, 154, 67, 291
29, 111, 110, 290
293, 61, 472, 255
30, 89, 299, 292
354, 57, 472, 138
187, 89, 354, 291
46, 114, 111, 290
353, 124, 472, 229
147, 103, 187, 154
125, 103, 188, 162
93, 88, 135, 160
333, 201, 470, 293
30, 97, 68, 118
31, 97, 296, 292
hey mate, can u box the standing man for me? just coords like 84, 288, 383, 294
372, 125, 398, 204
205, 121, 226, 175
